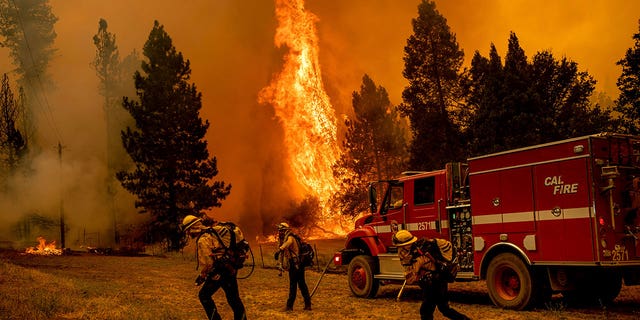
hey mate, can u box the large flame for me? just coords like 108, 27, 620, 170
260, 0, 344, 234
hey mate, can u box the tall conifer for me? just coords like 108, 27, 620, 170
118, 21, 230, 250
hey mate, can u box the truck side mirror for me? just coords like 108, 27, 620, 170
369, 184, 377, 213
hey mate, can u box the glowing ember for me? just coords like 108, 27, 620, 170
260, 0, 345, 234
25, 236, 63, 256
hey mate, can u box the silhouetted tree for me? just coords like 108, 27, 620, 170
332, 74, 407, 217
465, 32, 611, 156
398, 0, 466, 171
615, 20, 640, 134
464, 44, 505, 154
0, 0, 57, 147
530, 50, 611, 140
92, 18, 120, 110
117, 21, 231, 251
0, 74, 26, 183
92, 18, 140, 244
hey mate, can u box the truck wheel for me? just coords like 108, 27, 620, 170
486, 253, 535, 310
347, 255, 379, 298
595, 272, 622, 303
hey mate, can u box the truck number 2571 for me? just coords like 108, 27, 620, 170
417, 221, 429, 230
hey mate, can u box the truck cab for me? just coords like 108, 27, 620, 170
333, 163, 473, 298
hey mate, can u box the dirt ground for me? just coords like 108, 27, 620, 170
2, 238, 640, 320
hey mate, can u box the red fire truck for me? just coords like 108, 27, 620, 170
333, 133, 640, 310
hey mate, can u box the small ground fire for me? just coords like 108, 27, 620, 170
25, 236, 63, 256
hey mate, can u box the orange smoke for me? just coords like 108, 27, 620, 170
259, 0, 339, 202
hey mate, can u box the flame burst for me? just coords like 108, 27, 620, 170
260, 0, 342, 232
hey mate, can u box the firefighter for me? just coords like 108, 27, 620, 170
274, 222, 312, 311
182, 215, 247, 320
392, 230, 470, 320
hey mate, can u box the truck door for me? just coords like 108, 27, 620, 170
370, 183, 406, 245
411, 174, 448, 238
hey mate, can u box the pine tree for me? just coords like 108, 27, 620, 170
332, 74, 406, 217
465, 44, 505, 155
465, 33, 611, 156
530, 51, 611, 140
117, 21, 231, 251
615, 20, 640, 134
92, 18, 120, 111
398, 0, 466, 171
0, 74, 26, 181
0, 0, 57, 147
92, 18, 139, 244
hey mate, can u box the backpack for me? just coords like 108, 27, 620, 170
207, 222, 251, 270
418, 238, 459, 283
291, 233, 315, 268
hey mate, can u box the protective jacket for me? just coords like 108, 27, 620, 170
278, 231, 300, 271
399, 240, 437, 285
196, 225, 234, 277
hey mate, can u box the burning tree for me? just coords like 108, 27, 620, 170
259, 0, 344, 235
117, 21, 231, 251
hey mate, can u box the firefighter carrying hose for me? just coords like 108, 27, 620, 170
393, 230, 470, 320
274, 222, 312, 311
183, 215, 247, 320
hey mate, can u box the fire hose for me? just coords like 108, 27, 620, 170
237, 246, 255, 280
310, 258, 334, 297
396, 279, 407, 302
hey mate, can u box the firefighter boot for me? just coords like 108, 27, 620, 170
303, 302, 312, 311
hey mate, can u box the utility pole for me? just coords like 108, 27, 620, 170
58, 142, 65, 248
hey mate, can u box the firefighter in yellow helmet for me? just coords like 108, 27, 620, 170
182, 215, 247, 320
393, 230, 469, 320
274, 222, 311, 311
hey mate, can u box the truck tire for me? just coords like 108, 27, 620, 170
347, 255, 379, 298
595, 271, 622, 303
486, 252, 535, 310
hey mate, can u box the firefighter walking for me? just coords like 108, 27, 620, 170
392, 230, 469, 320
274, 222, 312, 311
183, 215, 247, 320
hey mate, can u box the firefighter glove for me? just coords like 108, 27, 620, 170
274, 250, 281, 261
418, 272, 434, 287
195, 275, 205, 286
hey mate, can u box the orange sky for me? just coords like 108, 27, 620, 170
1, 0, 639, 238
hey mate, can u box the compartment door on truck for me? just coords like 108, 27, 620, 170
533, 158, 593, 262
470, 166, 536, 234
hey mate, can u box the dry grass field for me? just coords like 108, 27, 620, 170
1, 238, 640, 320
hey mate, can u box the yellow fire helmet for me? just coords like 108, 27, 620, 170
392, 230, 417, 247
277, 222, 290, 231
182, 215, 202, 231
